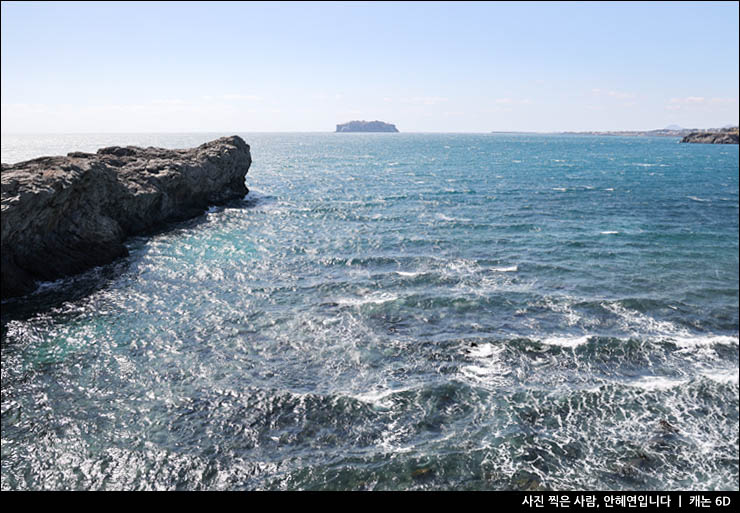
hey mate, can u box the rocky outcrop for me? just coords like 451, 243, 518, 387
1, 136, 251, 299
336, 120, 399, 133
681, 128, 739, 144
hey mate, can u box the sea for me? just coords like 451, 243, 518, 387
1, 133, 738, 490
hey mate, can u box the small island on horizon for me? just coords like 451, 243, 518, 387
336, 120, 399, 133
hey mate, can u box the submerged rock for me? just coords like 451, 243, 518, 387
1, 136, 251, 300
411, 467, 434, 480
511, 470, 545, 491
658, 419, 679, 434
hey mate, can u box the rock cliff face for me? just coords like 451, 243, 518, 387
1, 136, 251, 299
336, 120, 399, 133
681, 128, 739, 144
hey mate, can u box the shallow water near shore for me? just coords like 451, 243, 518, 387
1, 133, 738, 490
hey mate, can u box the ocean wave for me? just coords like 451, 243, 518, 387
490, 265, 518, 272
435, 213, 472, 223
626, 375, 688, 391
395, 271, 423, 278
335, 291, 400, 307
539, 335, 592, 348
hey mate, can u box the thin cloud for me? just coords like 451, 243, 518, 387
608, 90, 635, 100
151, 99, 186, 105
493, 98, 531, 107
670, 97, 705, 104
400, 96, 448, 105
591, 88, 636, 100
709, 97, 738, 104
222, 94, 262, 101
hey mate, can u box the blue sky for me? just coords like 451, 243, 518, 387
1, 1, 738, 132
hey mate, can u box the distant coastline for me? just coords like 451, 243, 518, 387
557, 128, 696, 137
490, 127, 740, 142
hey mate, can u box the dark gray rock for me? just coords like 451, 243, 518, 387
681, 128, 739, 144
1, 136, 251, 299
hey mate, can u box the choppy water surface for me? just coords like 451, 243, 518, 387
1, 133, 738, 490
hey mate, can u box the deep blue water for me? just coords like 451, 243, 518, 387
1, 133, 738, 490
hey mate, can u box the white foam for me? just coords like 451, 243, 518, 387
31, 277, 69, 294
353, 386, 411, 409
604, 302, 739, 350
687, 196, 710, 203
671, 334, 739, 349
540, 335, 591, 348
395, 271, 421, 277
600, 231, 619, 235
436, 213, 471, 222
552, 187, 567, 192
461, 365, 496, 379
604, 302, 681, 337
460, 344, 510, 385
491, 265, 518, 272
467, 343, 501, 358
627, 375, 688, 391
700, 369, 740, 384
29, 264, 108, 296
540, 296, 587, 328
336, 292, 399, 307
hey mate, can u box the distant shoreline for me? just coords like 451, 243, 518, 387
495, 127, 740, 138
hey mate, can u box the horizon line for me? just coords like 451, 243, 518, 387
3, 127, 738, 136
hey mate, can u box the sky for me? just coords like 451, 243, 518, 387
1, 1, 738, 133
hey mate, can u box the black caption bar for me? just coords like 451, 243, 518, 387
514, 492, 736, 511
9, 490, 739, 509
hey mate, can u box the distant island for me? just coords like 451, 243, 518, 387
681, 127, 739, 144
336, 120, 399, 133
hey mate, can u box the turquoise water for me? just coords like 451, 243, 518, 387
1, 133, 738, 490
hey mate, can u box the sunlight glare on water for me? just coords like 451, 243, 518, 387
1, 133, 738, 490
